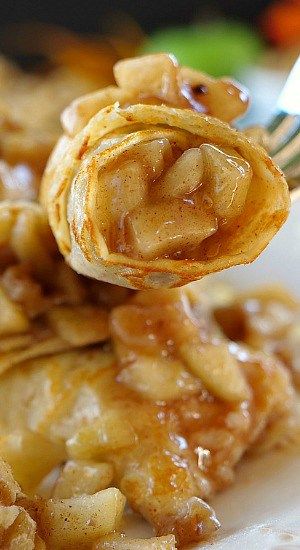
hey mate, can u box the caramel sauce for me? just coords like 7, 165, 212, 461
123, 76, 248, 119
0, 280, 295, 546
108, 288, 295, 544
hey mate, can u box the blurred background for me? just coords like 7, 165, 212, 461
0, 0, 299, 126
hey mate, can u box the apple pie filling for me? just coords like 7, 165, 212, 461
99, 138, 252, 260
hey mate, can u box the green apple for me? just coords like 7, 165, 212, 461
140, 20, 264, 77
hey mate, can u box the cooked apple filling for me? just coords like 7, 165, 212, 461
0, 285, 295, 548
100, 139, 252, 260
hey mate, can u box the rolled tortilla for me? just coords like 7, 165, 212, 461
41, 56, 290, 289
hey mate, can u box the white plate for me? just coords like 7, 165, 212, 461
202, 194, 300, 549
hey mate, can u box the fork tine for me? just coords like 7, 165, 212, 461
269, 115, 300, 154
267, 111, 287, 133
265, 56, 300, 190
268, 113, 300, 152
283, 158, 300, 181
273, 132, 300, 170
284, 161, 300, 181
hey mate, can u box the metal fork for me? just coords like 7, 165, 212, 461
266, 56, 300, 189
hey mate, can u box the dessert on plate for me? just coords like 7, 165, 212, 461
0, 51, 297, 549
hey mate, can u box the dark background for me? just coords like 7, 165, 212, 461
0, 0, 272, 33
